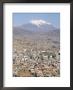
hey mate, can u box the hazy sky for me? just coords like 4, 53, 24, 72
13, 13, 60, 28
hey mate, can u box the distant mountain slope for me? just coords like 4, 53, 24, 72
13, 19, 60, 41
20, 19, 58, 32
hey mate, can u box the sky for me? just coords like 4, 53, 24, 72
13, 13, 60, 28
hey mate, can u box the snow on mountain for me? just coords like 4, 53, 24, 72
30, 19, 51, 27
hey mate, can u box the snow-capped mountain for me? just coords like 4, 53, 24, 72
19, 19, 58, 32
13, 19, 60, 41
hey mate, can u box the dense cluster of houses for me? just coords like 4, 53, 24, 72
13, 48, 60, 77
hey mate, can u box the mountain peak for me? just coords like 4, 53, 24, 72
30, 19, 51, 27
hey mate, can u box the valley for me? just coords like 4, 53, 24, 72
13, 19, 60, 77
